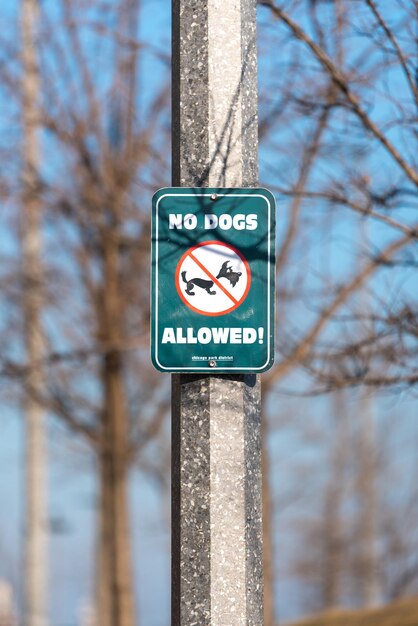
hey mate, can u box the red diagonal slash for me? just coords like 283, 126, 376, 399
188, 251, 239, 305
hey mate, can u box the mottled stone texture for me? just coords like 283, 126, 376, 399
172, 376, 263, 626
172, 1, 263, 624
210, 377, 247, 625
244, 375, 264, 625
172, 0, 259, 189
172, 0, 209, 187
172, 376, 211, 626
240, 0, 259, 188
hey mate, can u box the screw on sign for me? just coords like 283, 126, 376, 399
175, 241, 251, 316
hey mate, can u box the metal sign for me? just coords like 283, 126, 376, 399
151, 188, 275, 372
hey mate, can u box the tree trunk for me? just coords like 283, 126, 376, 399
96, 230, 136, 626
97, 421, 135, 626
357, 220, 380, 608
322, 391, 347, 609
358, 390, 380, 607
21, 1, 48, 625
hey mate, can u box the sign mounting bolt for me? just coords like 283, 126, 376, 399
210, 193, 218, 201
209, 360, 217, 368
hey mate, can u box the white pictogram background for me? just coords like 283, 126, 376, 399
175, 241, 251, 315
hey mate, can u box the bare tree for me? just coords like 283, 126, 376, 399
36, 3, 170, 624
257, 0, 418, 620
1, 1, 170, 624
259, 0, 418, 390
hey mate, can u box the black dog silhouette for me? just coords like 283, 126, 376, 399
182, 271, 216, 296
181, 261, 242, 296
216, 261, 242, 287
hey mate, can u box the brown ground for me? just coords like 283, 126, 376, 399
288, 598, 418, 626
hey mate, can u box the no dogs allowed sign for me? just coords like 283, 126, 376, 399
151, 188, 276, 372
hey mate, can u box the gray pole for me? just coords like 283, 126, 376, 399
171, 1, 263, 624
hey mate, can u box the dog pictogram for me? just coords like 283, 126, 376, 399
175, 241, 251, 316
181, 260, 242, 296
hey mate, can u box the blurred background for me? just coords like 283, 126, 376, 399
1, 0, 418, 625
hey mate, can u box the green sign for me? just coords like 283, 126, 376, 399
151, 188, 275, 373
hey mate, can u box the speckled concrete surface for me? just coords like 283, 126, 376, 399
210, 377, 247, 625
172, 0, 209, 187
208, 0, 243, 187
172, 1, 263, 623
244, 375, 263, 626
172, 376, 211, 625
240, 0, 259, 188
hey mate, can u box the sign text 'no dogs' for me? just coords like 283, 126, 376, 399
151, 188, 275, 372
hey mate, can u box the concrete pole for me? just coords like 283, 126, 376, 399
171, 1, 263, 624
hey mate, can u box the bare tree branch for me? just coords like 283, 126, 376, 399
260, 0, 418, 187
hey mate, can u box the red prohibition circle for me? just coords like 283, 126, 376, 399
175, 240, 252, 316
